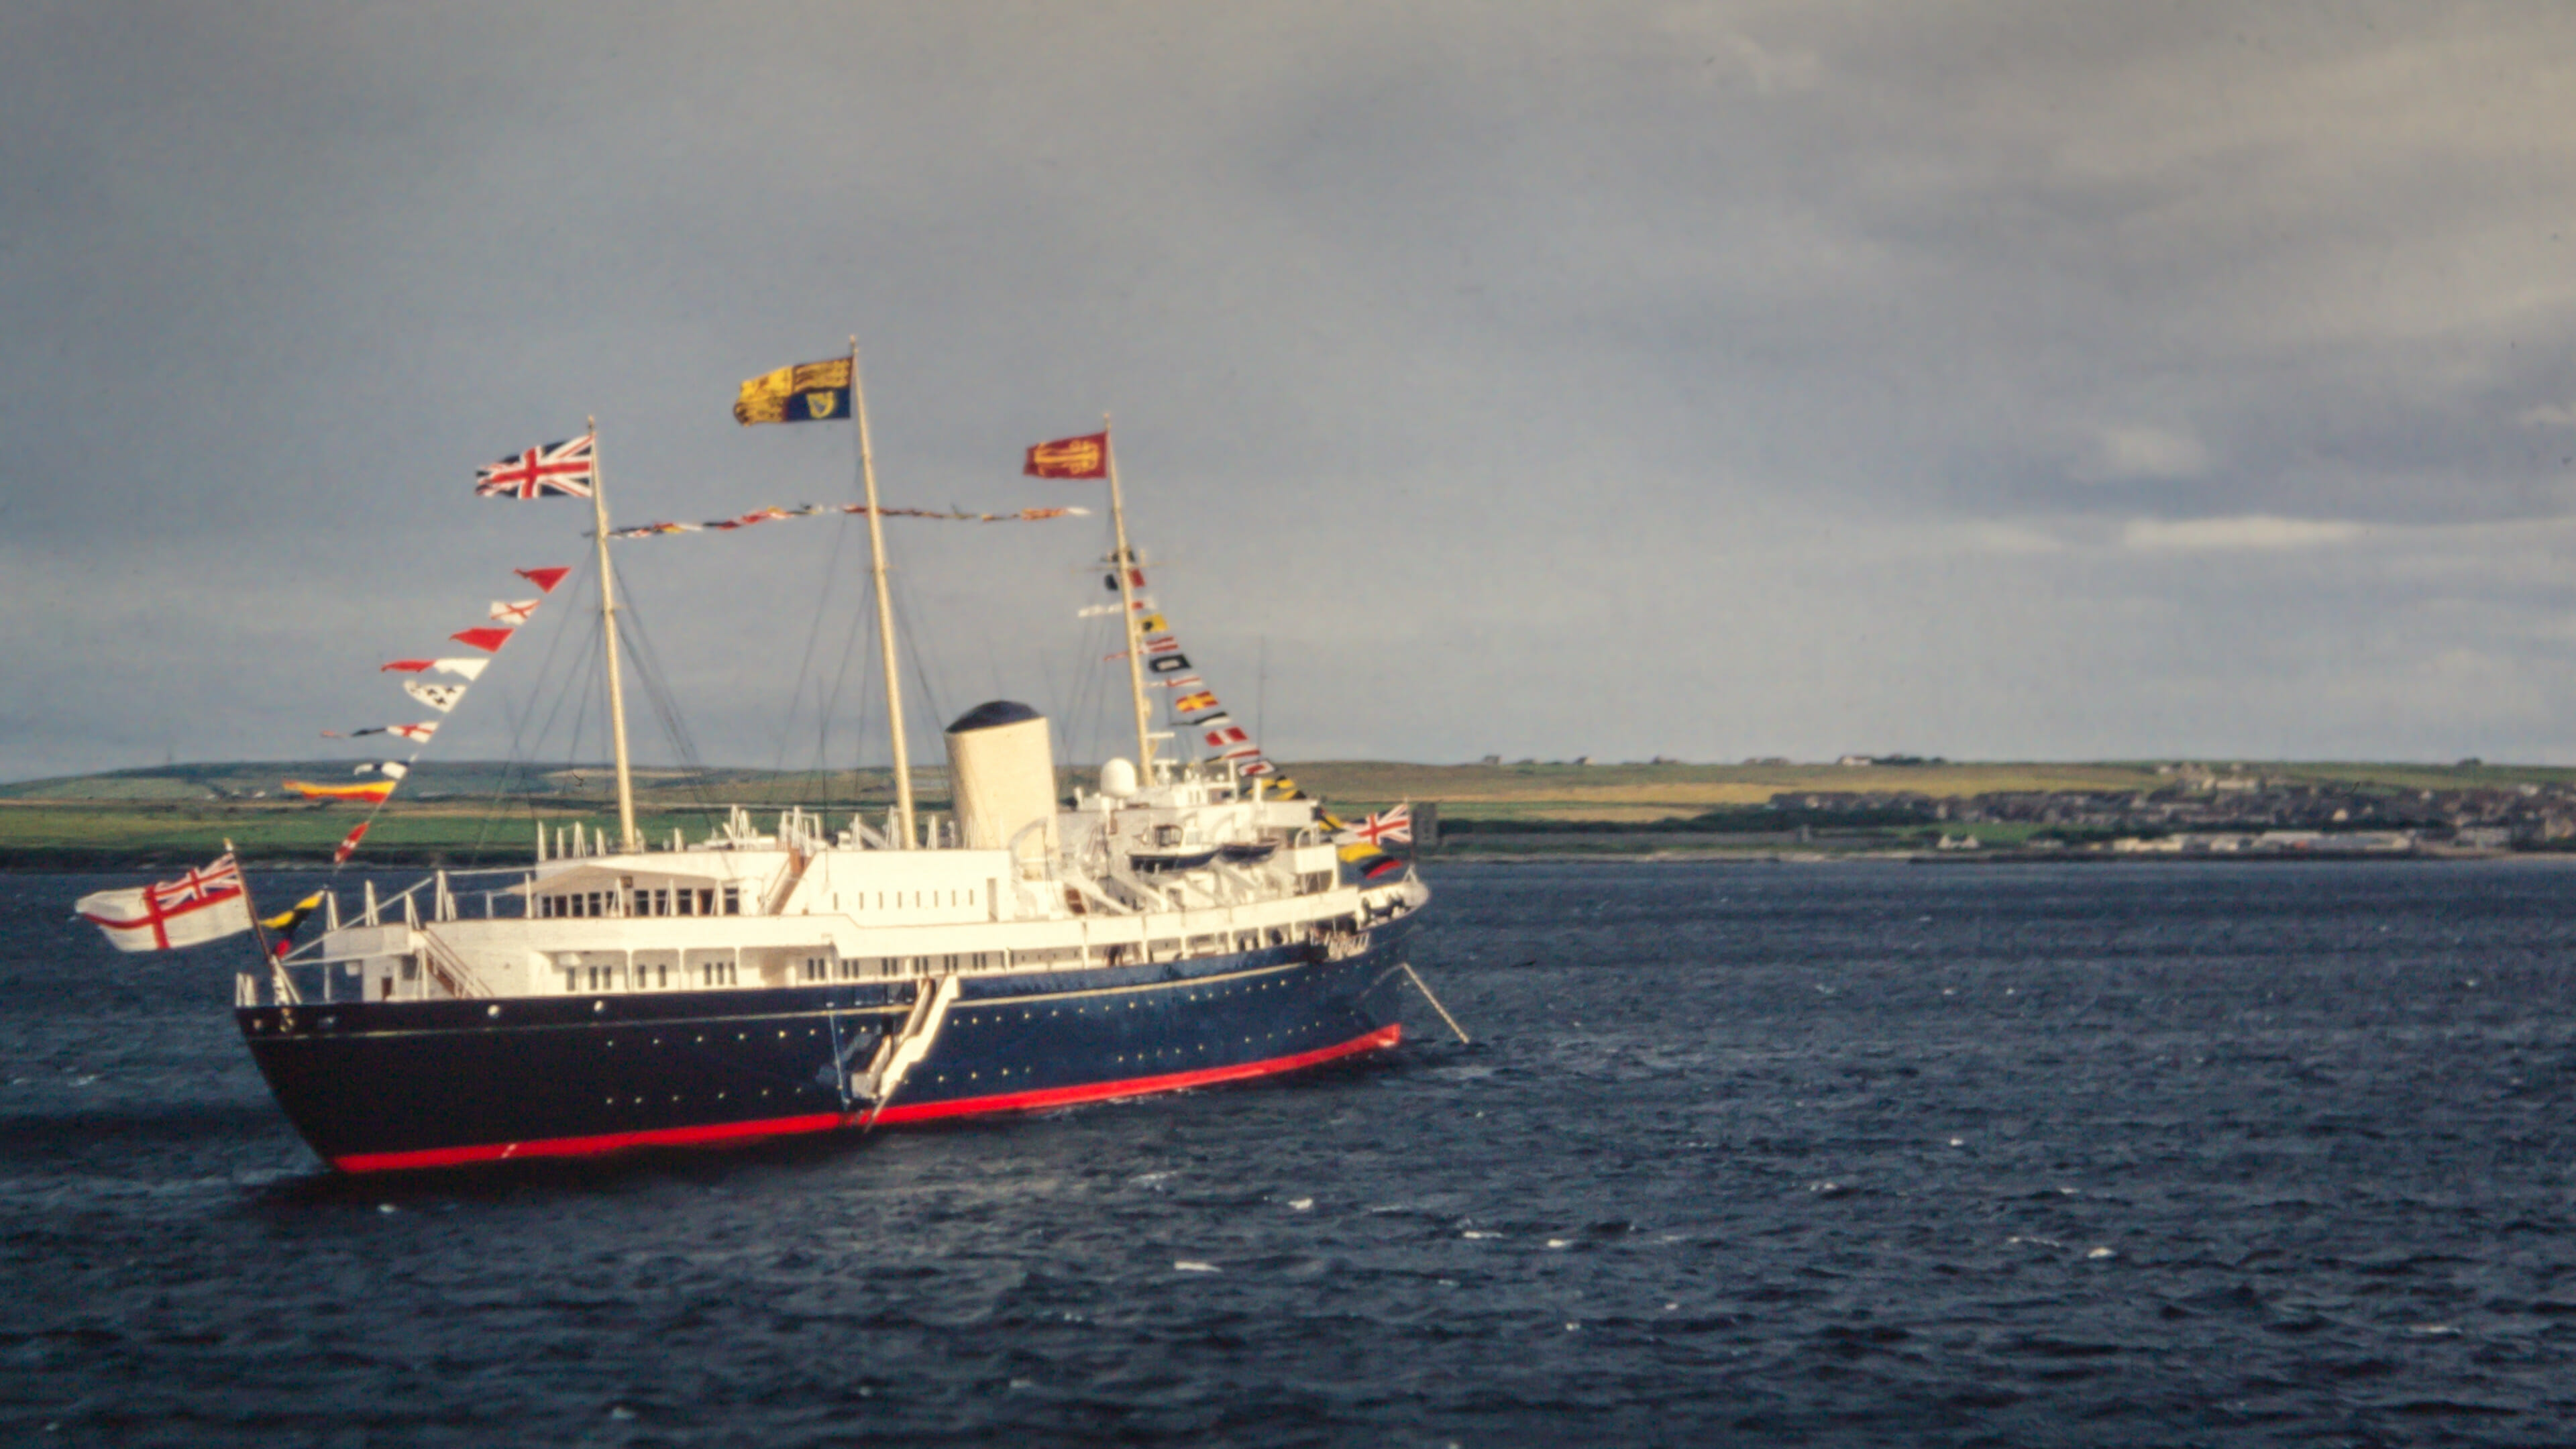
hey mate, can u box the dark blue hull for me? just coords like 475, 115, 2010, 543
237, 925, 1415, 1172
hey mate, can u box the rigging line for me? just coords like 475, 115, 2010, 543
843, 576, 884, 820
466, 551, 596, 859
812, 561, 875, 797
517, 589, 604, 818
610, 564, 706, 769
612, 570, 731, 832
883, 562, 950, 761
1079, 607, 1122, 767
561, 608, 604, 808
801, 572, 869, 810
767, 513, 855, 779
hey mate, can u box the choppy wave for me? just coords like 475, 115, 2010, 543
1, 861, 2572, 1444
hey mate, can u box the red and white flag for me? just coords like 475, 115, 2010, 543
333, 822, 370, 865
474, 435, 595, 499
76, 854, 255, 953
1203, 725, 1249, 749
402, 681, 466, 713
489, 599, 541, 626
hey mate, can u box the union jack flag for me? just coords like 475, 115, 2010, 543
1336, 804, 1412, 847
474, 435, 595, 499
153, 854, 243, 906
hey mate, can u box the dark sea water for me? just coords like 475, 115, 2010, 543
3, 861, 2574, 1447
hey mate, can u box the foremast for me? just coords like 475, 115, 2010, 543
586, 419, 640, 852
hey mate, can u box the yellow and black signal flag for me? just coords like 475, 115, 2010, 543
260, 892, 325, 934
733, 356, 855, 425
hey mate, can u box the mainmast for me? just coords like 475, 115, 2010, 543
853, 345, 916, 846
1104, 418, 1155, 775
587, 419, 641, 852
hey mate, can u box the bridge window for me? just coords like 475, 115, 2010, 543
722, 885, 741, 916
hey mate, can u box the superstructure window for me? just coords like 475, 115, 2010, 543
722, 885, 741, 916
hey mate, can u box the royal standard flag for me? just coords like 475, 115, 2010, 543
734, 357, 855, 425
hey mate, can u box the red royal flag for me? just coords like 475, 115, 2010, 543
516, 566, 571, 594
450, 627, 515, 653
1024, 432, 1109, 479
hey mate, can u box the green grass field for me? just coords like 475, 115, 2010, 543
7, 757, 2562, 869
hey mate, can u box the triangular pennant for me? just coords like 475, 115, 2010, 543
402, 681, 467, 713
430, 658, 488, 681
450, 627, 514, 653
515, 566, 571, 594
380, 659, 435, 674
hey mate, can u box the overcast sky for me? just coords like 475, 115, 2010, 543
8, 2, 2576, 781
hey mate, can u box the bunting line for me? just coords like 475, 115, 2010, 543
606, 503, 1089, 541
293, 557, 569, 865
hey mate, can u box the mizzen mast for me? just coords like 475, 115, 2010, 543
1103, 417, 1156, 775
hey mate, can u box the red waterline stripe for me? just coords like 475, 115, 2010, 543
329, 1023, 1403, 1173
869, 1022, 1402, 1126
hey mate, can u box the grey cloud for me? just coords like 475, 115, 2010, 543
9, 3, 2576, 780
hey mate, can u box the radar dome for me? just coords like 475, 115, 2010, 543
1097, 757, 1139, 798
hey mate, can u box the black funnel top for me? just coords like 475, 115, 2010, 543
947, 700, 1044, 734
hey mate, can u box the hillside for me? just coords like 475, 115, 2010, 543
9, 757, 2574, 867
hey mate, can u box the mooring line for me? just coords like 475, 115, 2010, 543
1400, 962, 1472, 1045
